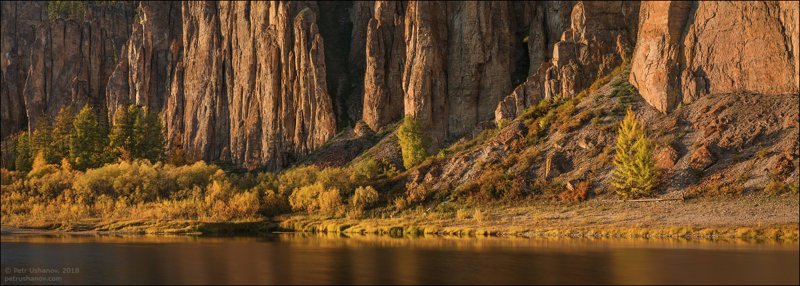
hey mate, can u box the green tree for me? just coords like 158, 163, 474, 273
70, 104, 108, 170
397, 116, 430, 169
30, 118, 55, 164
611, 109, 657, 199
15, 132, 33, 173
140, 107, 164, 162
52, 106, 75, 162
109, 106, 135, 160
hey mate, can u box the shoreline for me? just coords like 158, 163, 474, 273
3, 194, 798, 240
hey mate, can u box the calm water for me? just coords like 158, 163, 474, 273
1, 232, 798, 285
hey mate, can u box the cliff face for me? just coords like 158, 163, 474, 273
630, 1, 800, 113
3, 1, 798, 170
164, 2, 336, 169
2, 2, 134, 136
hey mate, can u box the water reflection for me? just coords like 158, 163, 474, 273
1, 232, 798, 285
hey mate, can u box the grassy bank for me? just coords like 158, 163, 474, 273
275, 194, 800, 240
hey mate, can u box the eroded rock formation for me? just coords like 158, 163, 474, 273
544, 1, 639, 99
3, 0, 798, 171
630, 1, 800, 113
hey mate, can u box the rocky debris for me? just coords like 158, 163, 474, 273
689, 145, 716, 171
543, 1, 639, 99
362, 1, 406, 132
655, 144, 680, 170
631, 1, 800, 113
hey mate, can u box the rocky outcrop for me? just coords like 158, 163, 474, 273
1, 2, 44, 138
107, 2, 181, 118
402, 1, 520, 149
362, 1, 405, 132
2, 2, 133, 135
495, 62, 551, 123
164, 2, 336, 169
544, 1, 639, 99
402, 1, 449, 149
631, 1, 800, 113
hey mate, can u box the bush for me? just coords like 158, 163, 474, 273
351, 186, 379, 210
349, 159, 383, 185
289, 183, 325, 212
317, 167, 352, 194
611, 109, 657, 199
73, 160, 161, 202
228, 190, 261, 220
559, 181, 591, 203
318, 188, 344, 216
397, 116, 430, 169
262, 190, 290, 216
279, 165, 319, 195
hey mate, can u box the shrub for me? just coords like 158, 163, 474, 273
289, 183, 325, 212
279, 165, 319, 195
397, 116, 430, 169
73, 160, 161, 202
228, 190, 261, 220
349, 159, 383, 185
162, 161, 220, 195
351, 186, 379, 210
317, 167, 352, 194
559, 181, 591, 203
611, 109, 657, 199
262, 190, 290, 216
318, 188, 344, 216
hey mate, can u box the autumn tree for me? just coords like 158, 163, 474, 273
611, 108, 657, 199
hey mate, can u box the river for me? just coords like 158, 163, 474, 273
1, 231, 798, 285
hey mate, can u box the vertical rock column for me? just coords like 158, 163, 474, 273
402, 1, 449, 149
363, 1, 405, 132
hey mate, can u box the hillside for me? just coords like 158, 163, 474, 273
0, 1, 798, 238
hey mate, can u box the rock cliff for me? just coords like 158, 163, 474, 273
630, 1, 800, 113
2, 1, 798, 171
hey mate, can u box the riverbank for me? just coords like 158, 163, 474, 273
276, 193, 800, 240
3, 193, 797, 240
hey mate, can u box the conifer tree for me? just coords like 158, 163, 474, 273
15, 132, 33, 173
70, 104, 107, 170
611, 108, 657, 199
30, 118, 55, 163
109, 105, 134, 160
52, 106, 75, 162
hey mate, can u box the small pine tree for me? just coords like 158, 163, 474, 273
70, 104, 108, 170
142, 107, 165, 162
30, 118, 55, 164
15, 132, 33, 173
397, 116, 430, 169
611, 109, 657, 199
52, 106, 75, 162
109, 105, 134, 160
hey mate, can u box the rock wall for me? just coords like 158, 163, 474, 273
362, 1, 406, 132
4, 1, 798, 170
544, 1, 640, 100
631, 1, 800, 113
2, 2, 134, 136
163, 2, 336, 169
